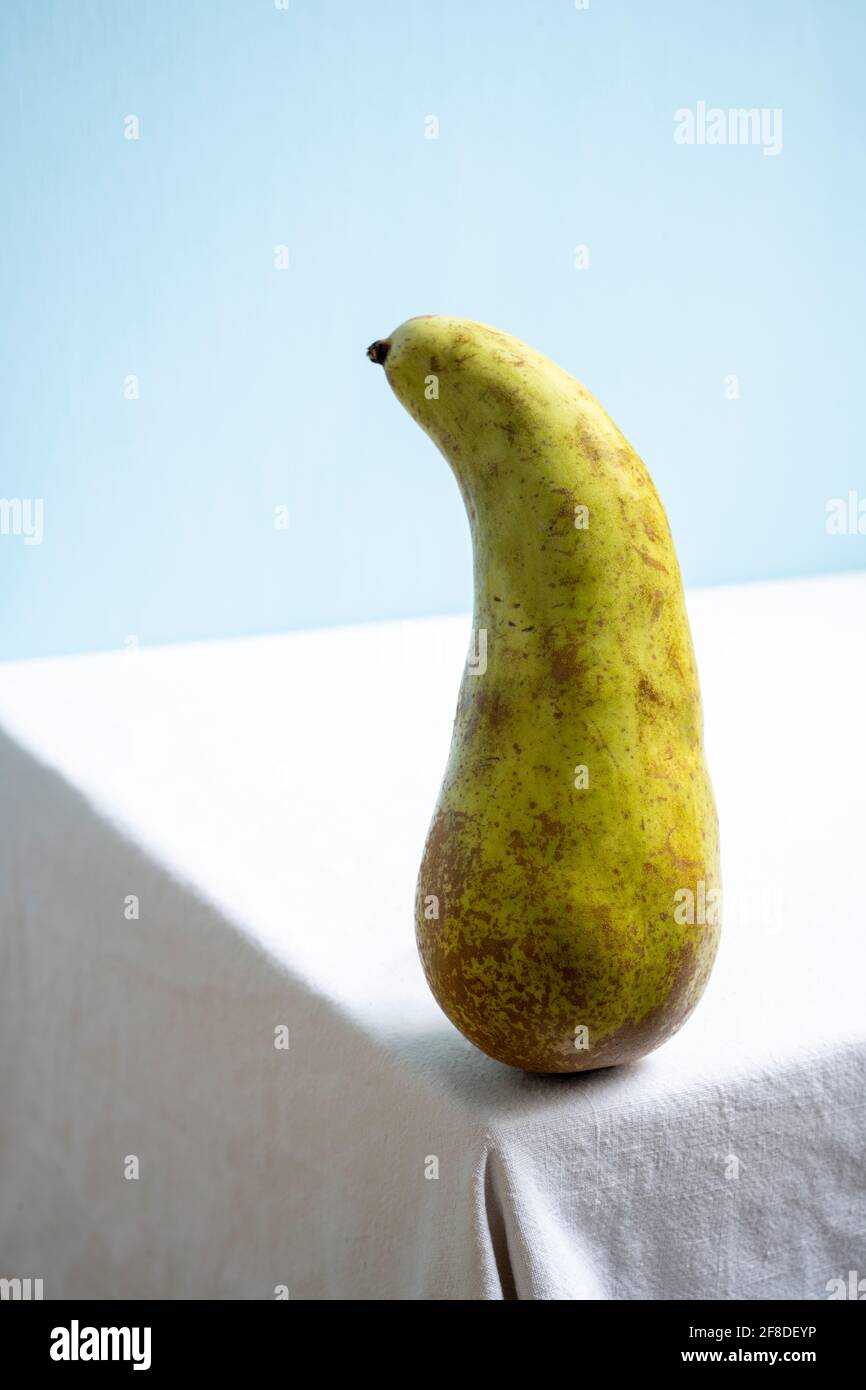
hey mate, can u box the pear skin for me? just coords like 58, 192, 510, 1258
368, 317, 721, 1072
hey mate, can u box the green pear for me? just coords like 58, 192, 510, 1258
368, 317, 721, 1072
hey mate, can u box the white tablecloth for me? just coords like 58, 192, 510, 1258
1, 572, 864, 1300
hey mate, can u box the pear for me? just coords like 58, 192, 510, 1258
368, 317, 721, 1072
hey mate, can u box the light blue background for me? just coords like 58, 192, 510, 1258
1, 0, 863, 659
